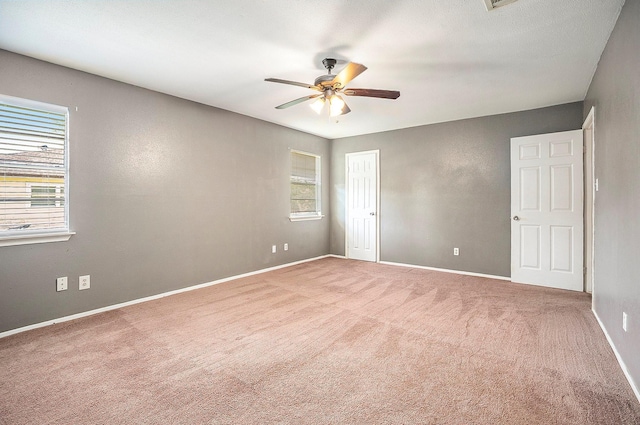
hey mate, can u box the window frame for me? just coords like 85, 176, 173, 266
0, 94, 74, 247
289, 149, 323, 222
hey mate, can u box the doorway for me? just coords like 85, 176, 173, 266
583, 107, 596, 294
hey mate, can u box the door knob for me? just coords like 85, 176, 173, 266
513, 216, 520, 221
370, 212, 375, 216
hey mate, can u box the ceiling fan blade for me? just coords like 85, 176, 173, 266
330, 62, 367, 89
275, 94, 322, 109
343, 88, 400, 99
265, 78, 321, 91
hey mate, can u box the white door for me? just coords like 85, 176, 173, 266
346, 151, 378, 262
511, 130, 583, 291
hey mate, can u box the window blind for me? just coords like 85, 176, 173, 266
290, 151, 320, 215
0, 96, 68, 234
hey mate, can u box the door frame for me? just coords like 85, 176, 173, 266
583, 107, 596, 295
345, 150, 381, 262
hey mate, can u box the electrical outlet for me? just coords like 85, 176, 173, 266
623, 312, 628, 332
284, 243, 288, 251
79, 275, 90, 290
454, 248, 459, 256
271, 245, 277, 254
56, 277, 68, 292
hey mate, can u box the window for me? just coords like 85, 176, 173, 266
0, 94, 72, 246
290, 150, 322, 221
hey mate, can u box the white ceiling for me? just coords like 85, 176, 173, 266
0, 0, 624, 139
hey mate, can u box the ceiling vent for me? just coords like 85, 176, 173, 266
483, 0, 518, 11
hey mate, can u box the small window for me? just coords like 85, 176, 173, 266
290, 150, 322, 220
0, 94, 70, 241
30, 185, 63, 207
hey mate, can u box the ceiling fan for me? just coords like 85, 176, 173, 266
265, 58, 400, 117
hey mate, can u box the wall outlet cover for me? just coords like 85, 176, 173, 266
79, 275, 90, 290
56, 277, 68, 292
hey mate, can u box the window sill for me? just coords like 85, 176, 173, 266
0, 231, 75, 248
289, 214, 324, 222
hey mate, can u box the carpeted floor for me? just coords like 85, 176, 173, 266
1, 257, 639, 424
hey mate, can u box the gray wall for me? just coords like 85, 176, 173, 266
0, 50, 330, 333
330, 103, 584, 277
583, 0, 640, 393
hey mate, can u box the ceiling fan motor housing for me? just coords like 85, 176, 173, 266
314, 74, 335, 88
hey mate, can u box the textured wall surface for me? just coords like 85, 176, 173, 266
583, 0, 640, 395
330, 103, 584, 277
0, 50, 330, 333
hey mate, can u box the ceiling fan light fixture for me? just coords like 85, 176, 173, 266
310, 97, 325, 114
329, 95, 345, 117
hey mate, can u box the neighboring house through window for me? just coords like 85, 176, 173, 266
290, 150, 322, 220
30, 185, 64, 207
0, 94, 71, 244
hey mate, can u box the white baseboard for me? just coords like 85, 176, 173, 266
592, 309, 640, 404
0, 255, 332, 340
379, 260, 511, 281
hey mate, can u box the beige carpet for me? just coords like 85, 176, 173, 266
1, 258, 639, 424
